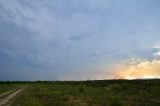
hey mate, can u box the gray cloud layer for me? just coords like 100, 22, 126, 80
0, 0, 160, 80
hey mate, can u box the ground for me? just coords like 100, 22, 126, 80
0, 80, 160, 106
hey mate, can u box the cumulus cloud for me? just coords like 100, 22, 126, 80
113, 47, 160, 79
114, 60, 160, 79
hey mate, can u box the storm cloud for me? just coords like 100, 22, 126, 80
0, 0, 160, 80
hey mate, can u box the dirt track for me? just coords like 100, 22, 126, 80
0, 89, 23, 106
0, 90, 14, 98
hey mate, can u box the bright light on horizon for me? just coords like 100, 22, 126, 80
112, 59, 160, 80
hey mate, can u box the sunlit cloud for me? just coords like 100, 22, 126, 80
114, 59, 160, 79
111, 45, 160, 80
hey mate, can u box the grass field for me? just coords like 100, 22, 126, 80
0, 84, 20, 94
1, 80, 160, 106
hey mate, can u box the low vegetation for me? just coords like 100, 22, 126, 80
1, 80, 160, 106
0, 83, 20, 94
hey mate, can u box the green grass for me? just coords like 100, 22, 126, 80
1, 80, 160, 106
0, 84, 20, 94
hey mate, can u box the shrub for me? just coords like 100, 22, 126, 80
78, 87, 85, 93
110, 98, 123, 106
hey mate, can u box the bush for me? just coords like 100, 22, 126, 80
110, 98, 123, 106
78, 87, 85, 93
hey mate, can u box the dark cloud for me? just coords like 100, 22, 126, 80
69, 34, 92, 41
0, 0, 160, 80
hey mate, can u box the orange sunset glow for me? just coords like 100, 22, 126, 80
114, 60, 160, 80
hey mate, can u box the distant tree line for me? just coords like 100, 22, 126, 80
0, 79, 160, 87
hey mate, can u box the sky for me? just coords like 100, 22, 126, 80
0, 0, 160, 80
